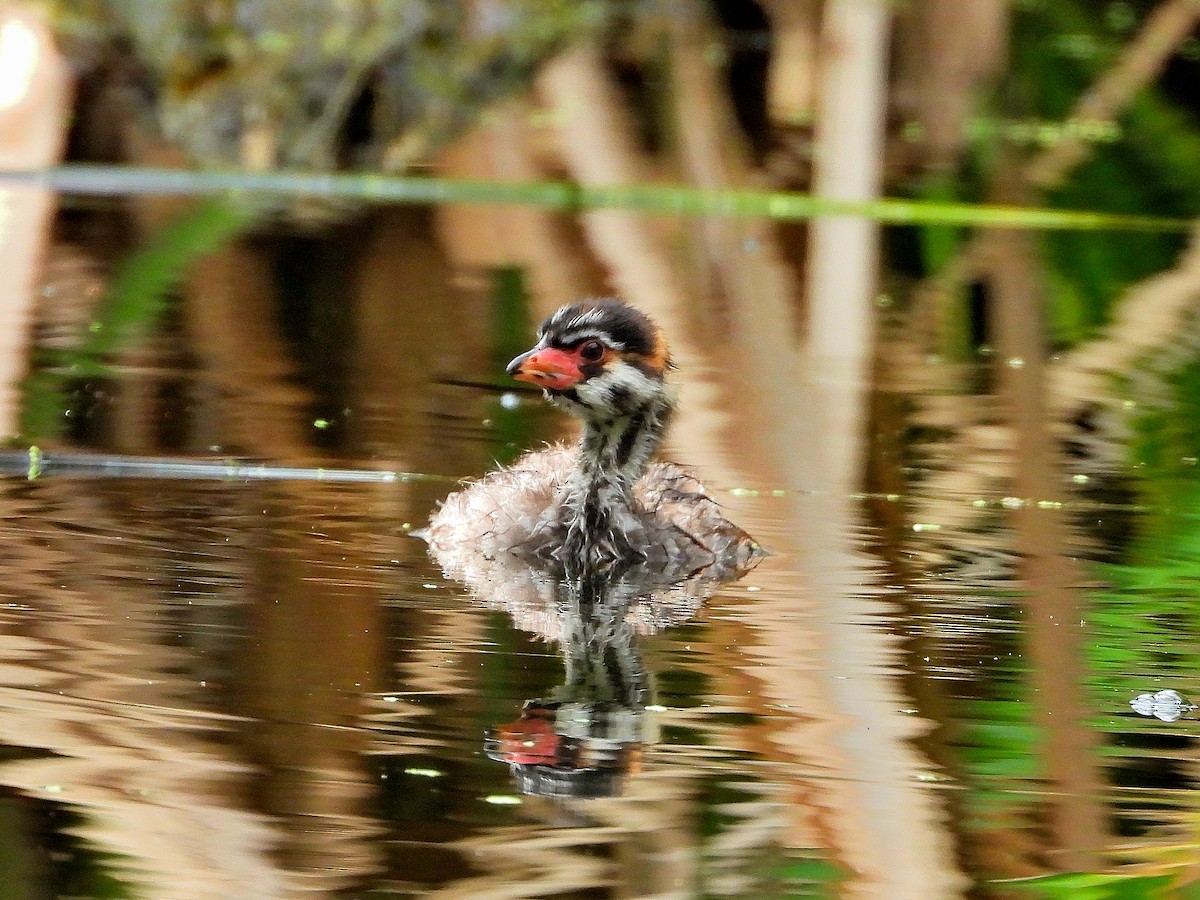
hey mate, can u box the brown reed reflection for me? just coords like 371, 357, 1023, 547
0, 473, 414, 897
0, 477, 287, 897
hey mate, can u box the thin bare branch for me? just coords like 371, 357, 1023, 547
1027, 0, 1200, 189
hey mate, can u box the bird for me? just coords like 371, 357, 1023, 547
425, 298, 762, 577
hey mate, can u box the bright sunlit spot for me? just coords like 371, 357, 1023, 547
0, 16, 40, 113
483, 795, 522, 806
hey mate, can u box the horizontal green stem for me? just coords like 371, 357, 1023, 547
1, 164, 1192, 233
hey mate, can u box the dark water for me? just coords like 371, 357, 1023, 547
2, 213, 1198, 900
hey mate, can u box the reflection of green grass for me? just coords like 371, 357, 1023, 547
488, 267, 538, 466
1035, 362, 1200, 896
961, 361, 1200, 896
953, 663, 1046, 867
969, 715, 1038, 782
960, 363, 1200, 893
1089, 360, 1200, 699
945, 374, 1200, 897
20, 199, 258, 440
771, 852, 844, 900
998, 871, 1184, 899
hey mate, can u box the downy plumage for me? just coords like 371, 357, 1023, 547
425, 299, 761, 577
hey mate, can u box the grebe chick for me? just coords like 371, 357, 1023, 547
426, 299, 761, 575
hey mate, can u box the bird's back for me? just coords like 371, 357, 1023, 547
426, 445, 762, 579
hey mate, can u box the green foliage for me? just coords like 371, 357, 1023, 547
911, 0, 1200, 352
1008, 0, 1200, 344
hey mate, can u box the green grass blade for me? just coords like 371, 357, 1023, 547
3, 165, 1191, 233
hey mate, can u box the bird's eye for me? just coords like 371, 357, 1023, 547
579, 340, 605, 362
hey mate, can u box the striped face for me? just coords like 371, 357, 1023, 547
507, 299, 671, 420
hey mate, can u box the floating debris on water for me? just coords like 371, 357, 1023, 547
1131, 689, 1198, 722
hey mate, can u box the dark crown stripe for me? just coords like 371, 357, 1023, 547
537, 298, 655, 357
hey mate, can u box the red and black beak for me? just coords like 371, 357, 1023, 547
507, 345, 584, 390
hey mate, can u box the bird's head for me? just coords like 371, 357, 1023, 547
506, 299, 672, 421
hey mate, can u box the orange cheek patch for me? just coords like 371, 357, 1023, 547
641, 327, 670, 374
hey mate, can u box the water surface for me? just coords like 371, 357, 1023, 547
1, 211, 1197, 900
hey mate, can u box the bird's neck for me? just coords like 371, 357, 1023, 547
553, 391, 673, 567
572, 394, 673, 495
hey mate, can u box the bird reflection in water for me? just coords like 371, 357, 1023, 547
462, 552, 751, 798
485, 562, 722, 799
424, 298, 762, 796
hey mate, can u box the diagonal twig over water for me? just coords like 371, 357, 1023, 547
0, 447, 451, 483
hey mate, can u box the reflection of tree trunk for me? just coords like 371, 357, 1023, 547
538, 43, 740, 472
804, 0, 891, 490
238, 482, 390, 890
666, 3, 807, 480
182, 242, 316, 457
0, 9, 71, 439
121, 130, 313, 459
892, 0, 1008, 172
985, 222, 1107, 870
436, 110, 603, 316
351, 206, 483, 475
108, 342, 160, 452
760, 0, 822, 126
351, 203, 498, 701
